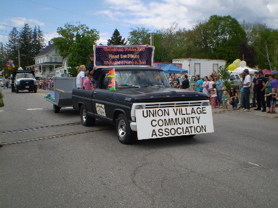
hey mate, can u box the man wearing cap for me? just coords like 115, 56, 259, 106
240, 69, 252, 112
254, 70, 267, 112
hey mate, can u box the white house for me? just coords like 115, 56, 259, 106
172, 58, 226, 77
34, 42, 63, 77
54, 55, 71, 77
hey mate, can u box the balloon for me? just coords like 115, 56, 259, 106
240, 61, 246, 67
233, 59, 241, 68
6, 59, 15, 70
228, 64, 236, 71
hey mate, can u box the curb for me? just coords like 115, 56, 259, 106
212, 108, 278, 118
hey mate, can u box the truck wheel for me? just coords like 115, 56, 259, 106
53, 104, 61, 113
15, 87, 18, 93
116, 114, 137, 144
34, 88, 37, 93
80, 105, 95, 126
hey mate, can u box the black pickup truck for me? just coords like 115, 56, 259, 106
72, 66, 214, 144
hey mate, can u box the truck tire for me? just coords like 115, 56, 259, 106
53, 104, 61, 113
80, 105, 95, 126
116, 113, 137, 144
34, 88, 37, 93
15, 87, 18, 93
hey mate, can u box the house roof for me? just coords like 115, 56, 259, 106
35, 44, 55, 57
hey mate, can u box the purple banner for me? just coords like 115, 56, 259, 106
94, 45, 154, 67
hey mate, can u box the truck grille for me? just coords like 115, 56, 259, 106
21, 80, 34, 85
137, 100, 209, 109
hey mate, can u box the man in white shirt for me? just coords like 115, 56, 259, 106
240, 69, 251, 112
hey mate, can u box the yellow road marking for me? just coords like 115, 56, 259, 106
37, 92, 47, 96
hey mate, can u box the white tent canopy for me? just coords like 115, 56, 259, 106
230, 66, 258, 75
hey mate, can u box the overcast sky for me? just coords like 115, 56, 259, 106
0, 0, 278, 45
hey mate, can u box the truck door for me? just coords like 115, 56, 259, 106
91, 71, 114, 123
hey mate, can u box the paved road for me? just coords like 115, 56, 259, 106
0, 87, 278, 208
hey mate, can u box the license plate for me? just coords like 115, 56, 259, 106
25, 86, 29, 88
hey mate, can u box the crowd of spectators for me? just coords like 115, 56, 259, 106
167, 69, 278, 113
38, 78, 54, 90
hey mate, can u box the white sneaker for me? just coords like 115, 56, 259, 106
244, 109, 250, 112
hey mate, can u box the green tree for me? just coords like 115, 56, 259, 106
237, 40, 257, 68
217, 65, 232, 90
187, 21, 212, 58
19, 24, 34, 68
31, 26, 45, 58
204, 15, 247, 63
252, 27, 278, 70
107, 29, 127, 45
52, 22, 99, 76
19, 23, 34, 67
67, 32, 97, 76
159, 23, 180, 62
0, 43, 9, 77
6, 27, 19, 68
128, 27, 151, 45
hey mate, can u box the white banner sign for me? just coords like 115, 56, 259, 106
136, 106, 214, 140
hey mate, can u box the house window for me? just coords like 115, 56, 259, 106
50, 67, 53, 72
50, 57, 53, 62
54, 57, 57, 62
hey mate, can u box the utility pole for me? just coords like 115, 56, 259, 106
150, 33, 154, 46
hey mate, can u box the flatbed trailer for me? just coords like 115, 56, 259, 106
44, 77, 76, 113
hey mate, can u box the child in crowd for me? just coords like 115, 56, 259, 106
265, 91, 277, 114
222, 90, 229, 109
229, 87, 238, 109
210, 84, 217, 108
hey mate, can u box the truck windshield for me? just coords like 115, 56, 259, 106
116, 70, 170, 88
16, 73, 35, 79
